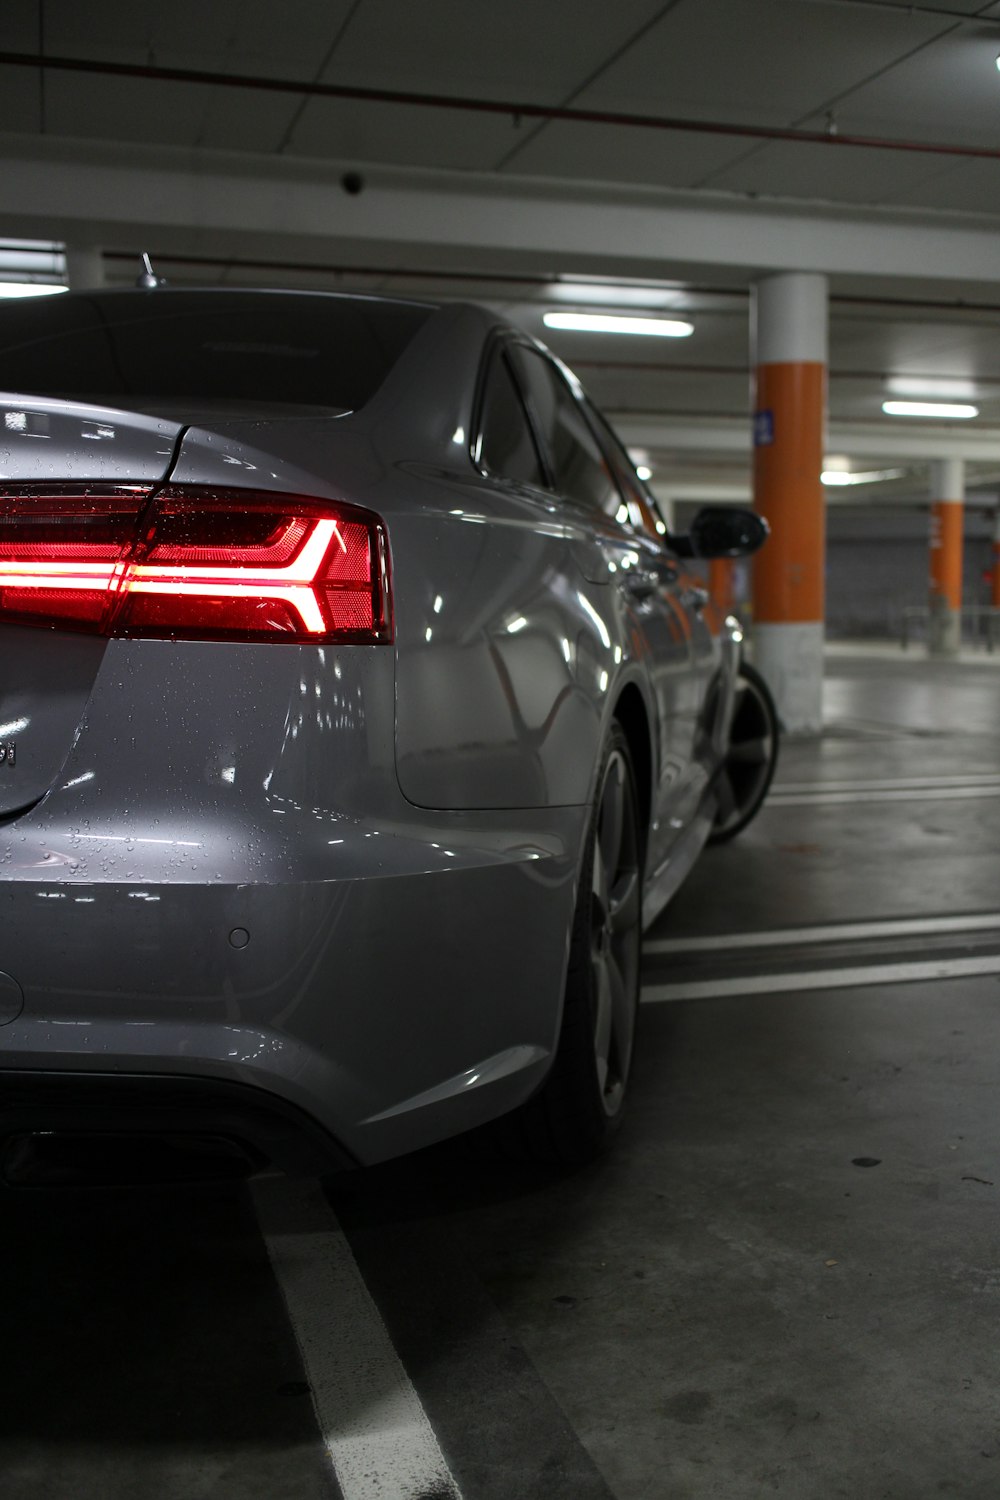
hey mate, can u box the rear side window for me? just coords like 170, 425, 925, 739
584, 398, 667, 538
511, 346, 621, 514
476, 348, 546, 487
0, 290, 433, 414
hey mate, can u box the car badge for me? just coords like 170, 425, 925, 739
0, 742, 15, 766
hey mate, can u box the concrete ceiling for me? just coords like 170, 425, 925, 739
4, 0, 1000, 506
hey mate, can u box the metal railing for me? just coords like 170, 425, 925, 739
900, 605, 1000, 652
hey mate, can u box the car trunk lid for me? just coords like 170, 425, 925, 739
1, 392, 182, 483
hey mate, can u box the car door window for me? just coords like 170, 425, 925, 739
512, 346, 622, 515
584, 398, 670, 542
476, 348, 546, 488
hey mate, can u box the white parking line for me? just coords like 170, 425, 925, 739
772, 774, 1000, 794
252, 1176, 462, 1500
643, 911, 1000, 956
768, 786, 1000, 806
641, 953, 1000, 1003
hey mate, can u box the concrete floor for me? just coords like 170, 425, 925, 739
3, 645, 1000, 1499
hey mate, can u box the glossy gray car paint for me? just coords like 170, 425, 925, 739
0, 394, 180, 480
0, 291, 740, 1166
0, 637, 581, 1160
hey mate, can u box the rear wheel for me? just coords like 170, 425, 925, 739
709, 660, 779, 844
510, 722, 643, 1167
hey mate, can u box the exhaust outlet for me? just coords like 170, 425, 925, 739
2, 1131, 261, 1189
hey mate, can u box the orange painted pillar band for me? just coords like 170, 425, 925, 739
929, 502, 963, 610
750, 271, 827, 735
708, 557, 736, 614
752, 361, 826, 624
928, 459, 963, 657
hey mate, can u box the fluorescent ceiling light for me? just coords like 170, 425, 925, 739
0, 282, 68, 299
0, 238, 66, 283
882, 400, 978, 419
551, 277, 687, 309
886, 376, 976, 400
543, 311, 694, 338
822, 468, 905, 486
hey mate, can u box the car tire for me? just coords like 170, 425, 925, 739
501, 721, 643, 1169
708, 660, 780, 844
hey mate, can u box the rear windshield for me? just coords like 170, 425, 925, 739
0, 290, 433, 415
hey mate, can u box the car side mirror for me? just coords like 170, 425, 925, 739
670, 506, 769, 559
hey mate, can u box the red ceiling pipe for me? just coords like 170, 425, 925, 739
4, 50, 1000, 163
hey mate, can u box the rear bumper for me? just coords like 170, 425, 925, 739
0, 635, 586, 1166
0, 807, 584, 1166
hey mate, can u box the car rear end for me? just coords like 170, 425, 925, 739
0, 289, 579, 1182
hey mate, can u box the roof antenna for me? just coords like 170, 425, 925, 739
136, 252, 166, 289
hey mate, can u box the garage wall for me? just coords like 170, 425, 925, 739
824, 507, 996, 641
683, 503, 998, 643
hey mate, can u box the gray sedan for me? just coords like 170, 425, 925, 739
0, 288, 775, 1182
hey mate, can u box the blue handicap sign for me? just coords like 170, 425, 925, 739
753, 409, 774, 447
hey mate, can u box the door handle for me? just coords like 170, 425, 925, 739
680, 585, 709, 612
621, 568, 660, 601
621, 557, 680, 600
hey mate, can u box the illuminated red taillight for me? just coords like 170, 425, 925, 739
0, 486, 392, 643
0, 489, 146, 628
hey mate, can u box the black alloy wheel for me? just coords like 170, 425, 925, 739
507, 722, 643, 1167
589, 733, 642, 1119
709, 660, 779, 844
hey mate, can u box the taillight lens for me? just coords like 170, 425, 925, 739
0, 489, 146, 628
0, 486, 392, 643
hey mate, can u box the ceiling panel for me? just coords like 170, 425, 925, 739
565, 0, 945, 130
801, 28, 1000, 145
194, 92, 305, 155
5, 1, 42, 50
190, 0, 357, 77
316, 0, 669, 102
0, 61, 44, 135
11, 0, 354, 153
286, 97, 526, 171
43, 74, 210, 150
41, 0, 356, 77
39, 0, 175, 64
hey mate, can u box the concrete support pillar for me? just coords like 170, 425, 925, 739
928, 458, 964, 657
64, 246, 106, 290
750, 273, 827, 735
708, 557, 736, 614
